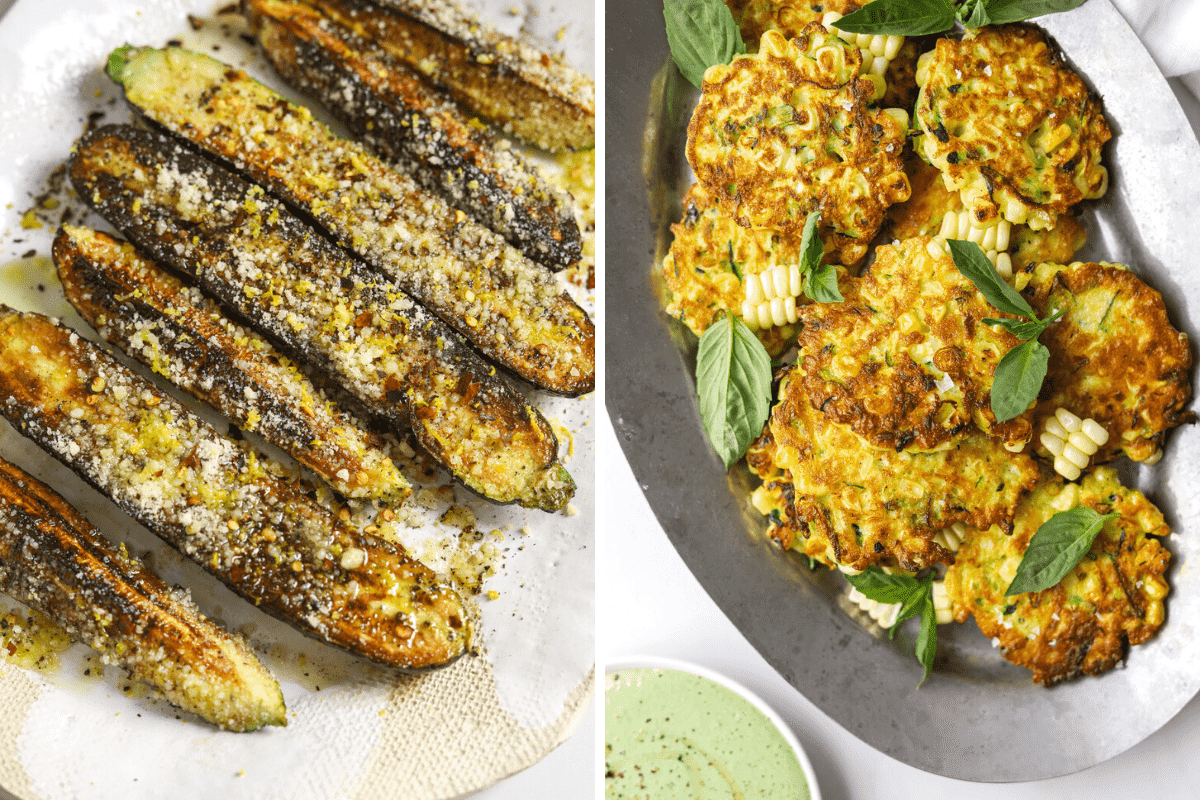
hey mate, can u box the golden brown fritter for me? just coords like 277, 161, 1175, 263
945, 468, 1170, 686
882, 158, 1087, 270
686, 26, 910, 265
1023, 261, 1195, 463
724, 1, 923, 111
914, 25, 1111, 231
792, 236, 1032, 451
763, 366, 1040, 571
662, 184, 804, 356
725, 0, 861, 51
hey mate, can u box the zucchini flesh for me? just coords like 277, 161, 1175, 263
246, 0, 583, 270
0, 455, 286, 731
107, 45, 595, 396
69, 124, 574, 512
53, 224, 411, 505
309, 0, 594, 152
0, 308, 470, 671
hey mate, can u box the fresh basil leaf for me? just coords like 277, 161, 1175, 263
844, 566, 922, 605
974, 0, 1089, 25
798, 211, 823, 274
947, 239, 1037, 320
888, 576, 933, 640
915, 597, 937, 686
663, 0, 746, 88
984, 307, 1064, 341
959, 0, 991, 26
1005, 507, 1119, 596
990, 339, 1049, 422
832, 0, 957, 35
805, 264, 844, 304
696, 313, 773, 468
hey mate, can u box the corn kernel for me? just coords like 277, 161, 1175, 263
773, 266, 790, 299
1054, 455, 1082, 481
1067, 431, 1098, 456
1055, 407, 1082, 433
760, 271, 777, 300
884, 34, 904, 60
996, 221, 1012, 251
1040, 431, 1065, 456
1081, 418, 1109, 446
770, 297, 787, 327
1061, 442, 1089, 469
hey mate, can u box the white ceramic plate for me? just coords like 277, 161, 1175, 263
0, 2, 594, 798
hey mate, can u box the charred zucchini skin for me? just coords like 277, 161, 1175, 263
0, 455, 287, 731
107, 45, 595, 396
69, 124, 574, 512
0, 308, 470, 671
309, 0, 594, 152
247, 0, 582, 271
53, 224, 411, 505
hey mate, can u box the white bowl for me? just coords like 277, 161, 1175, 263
605, 655, 822, 800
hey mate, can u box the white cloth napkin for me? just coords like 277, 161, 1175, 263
1110, 0, 1200, 113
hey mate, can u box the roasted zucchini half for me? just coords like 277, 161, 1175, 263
107, 45, 595, 397
53, 224, 411, 505
0, 455, 286, 730
69, 124, 574, 512
307, 0, 594, 152
0, 308, 470, 672
246, 0, 583, 270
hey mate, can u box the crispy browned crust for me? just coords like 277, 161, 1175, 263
0, 456, 287, 730
765, 367, 1039, 571
0, 308, 470, 671
793, 236, 1031, 452
945, 468, 1171, 686
307, 0, 594, 151
69, 124, 573, 511
110, 47, 595, 396
1023, 261, 1195, 463
54, 225, 411, 505
245, 0, 581, 269
686, 25, 910, 265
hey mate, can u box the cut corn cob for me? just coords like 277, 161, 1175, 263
931, 581, 953, 625
822, 13, 904, 84
1038, 407, 1109, 480
741, 264, 803, 329
847, 587, 902, 628
936, 211, 1014, 276
933, 522, 969, 554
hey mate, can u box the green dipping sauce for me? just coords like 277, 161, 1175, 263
605, 667, 811, 799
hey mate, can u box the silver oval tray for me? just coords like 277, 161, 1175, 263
606, 0, 1200, 782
